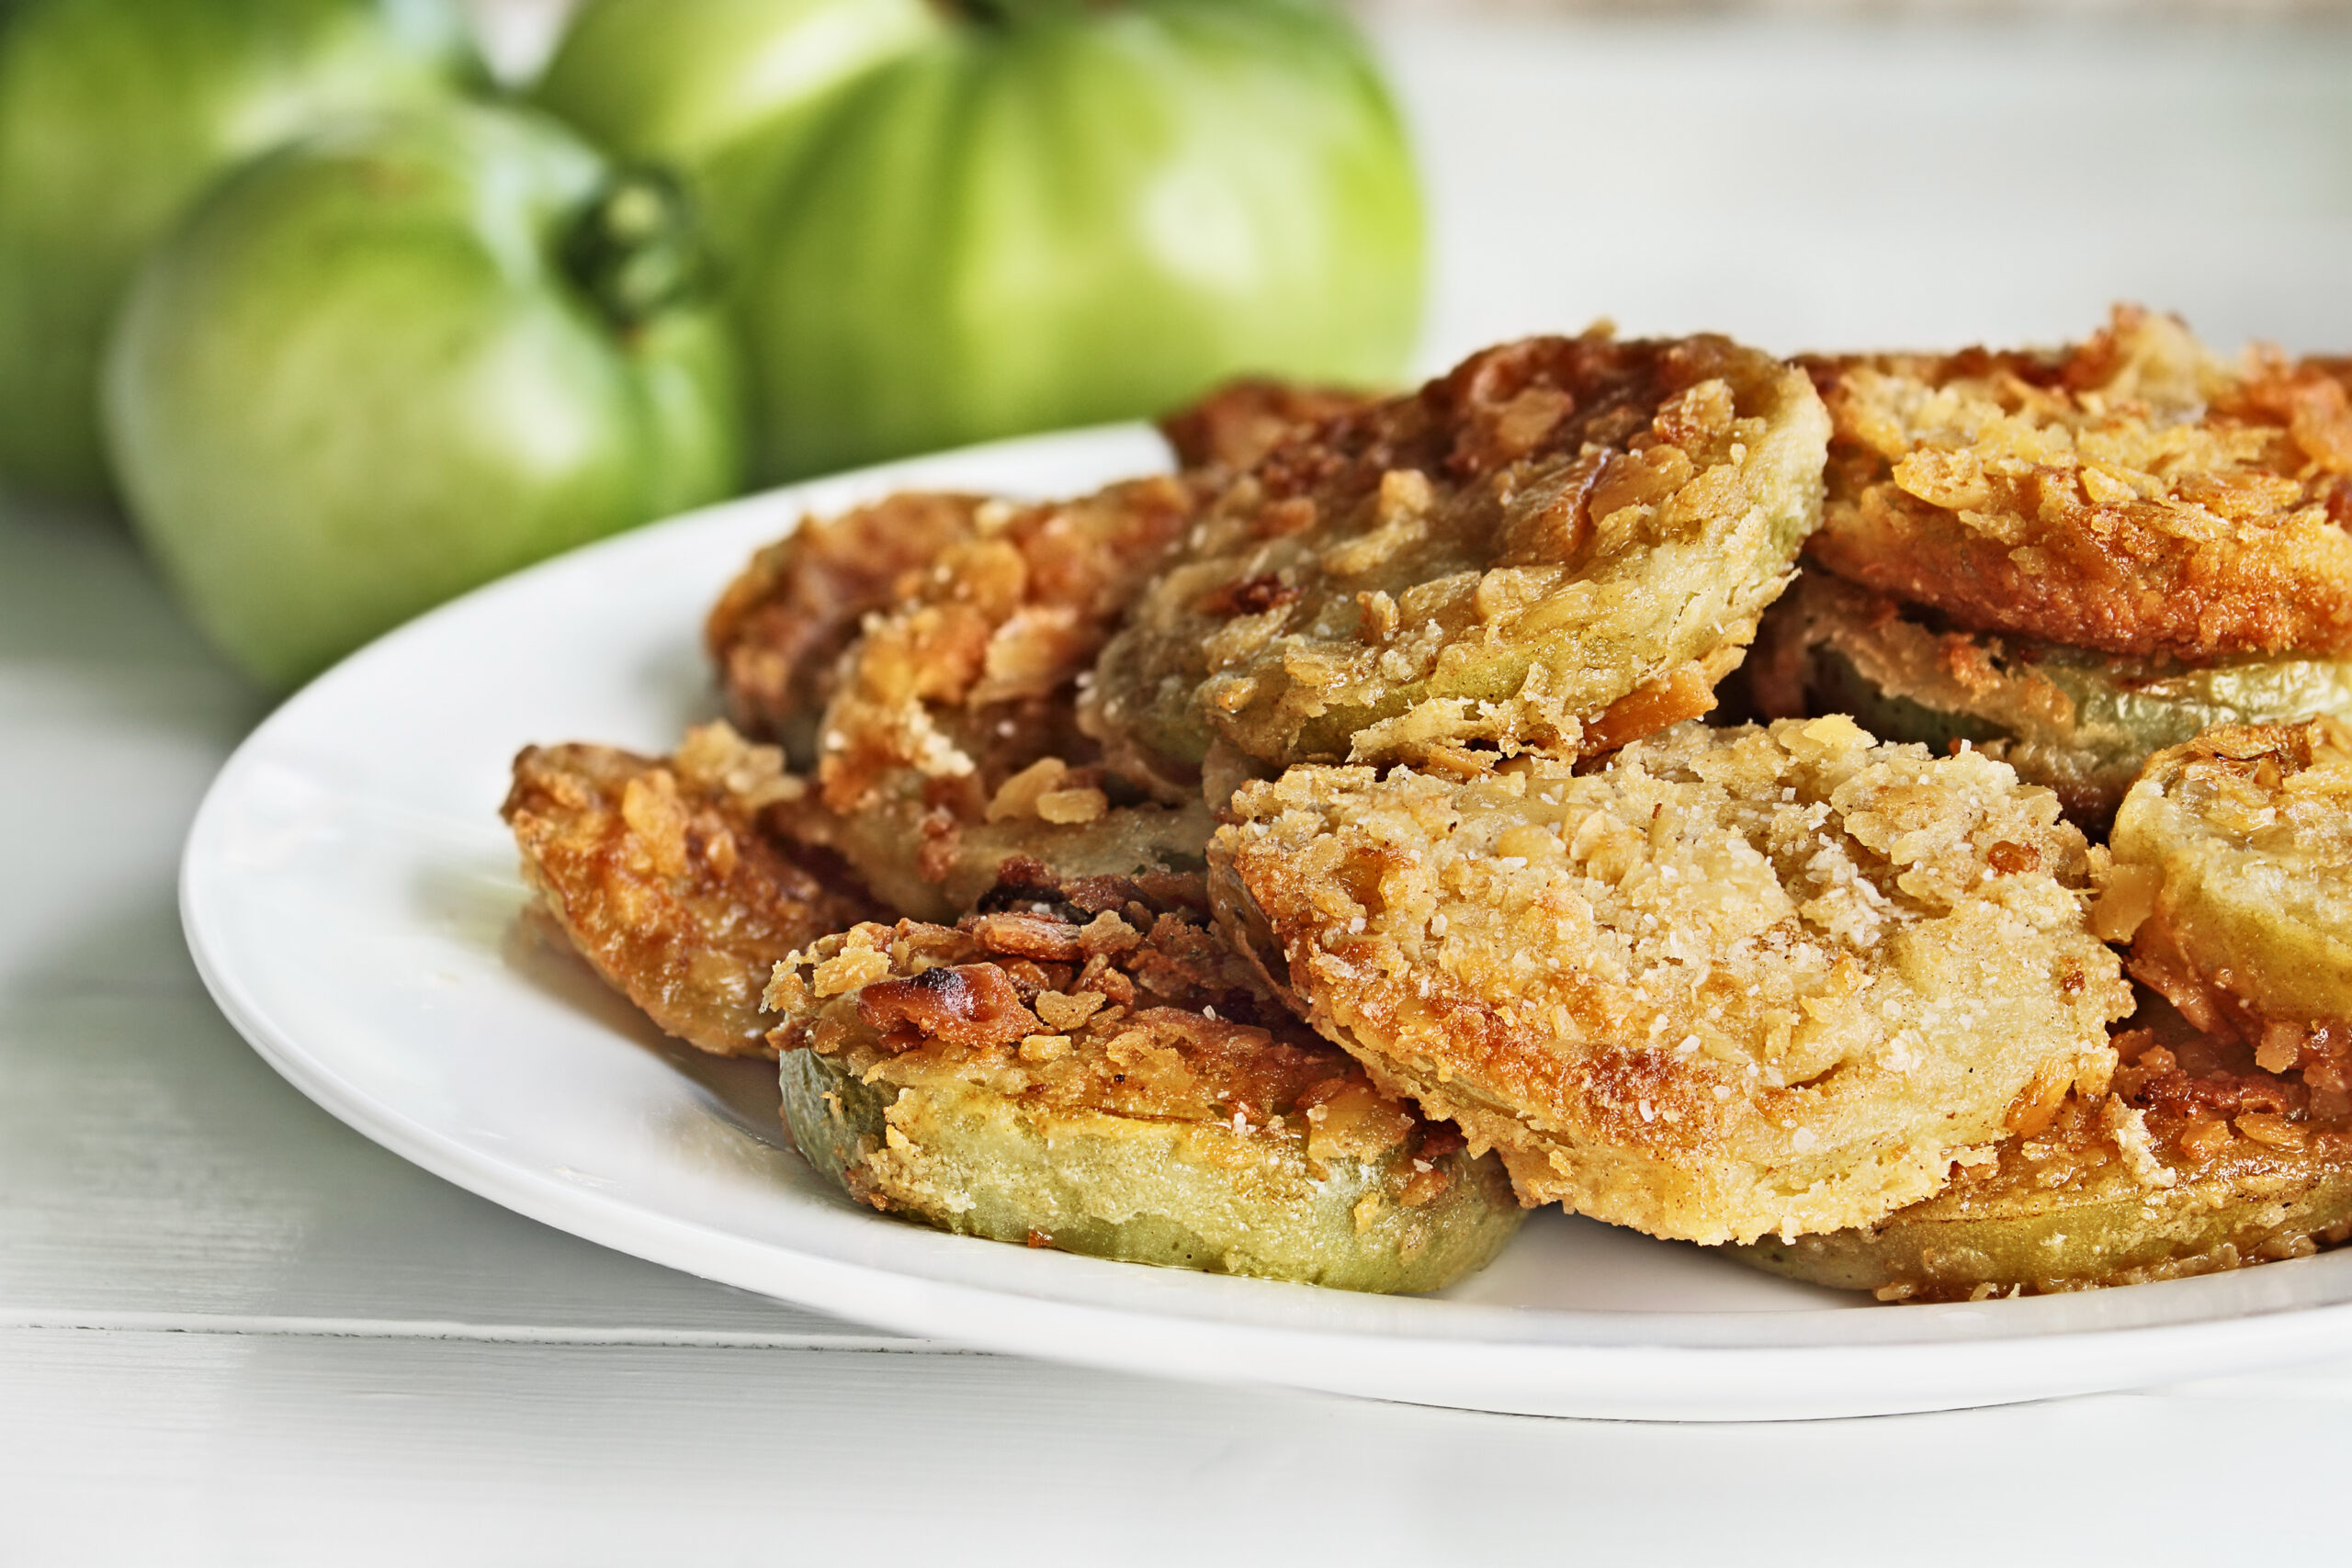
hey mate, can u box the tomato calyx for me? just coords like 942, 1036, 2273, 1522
560, 168, 710, 332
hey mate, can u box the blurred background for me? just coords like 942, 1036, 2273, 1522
464, 0, 2352, 364
10, 0, 2352, 677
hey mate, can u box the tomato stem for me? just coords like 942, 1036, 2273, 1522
560, 169, 708, 332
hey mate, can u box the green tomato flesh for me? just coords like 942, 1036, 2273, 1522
0, 0, 481, 502
736, 0, 1425, 479
103, 105, 742, 688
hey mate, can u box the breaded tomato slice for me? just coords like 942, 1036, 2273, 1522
2104, 718, 2352, 1036
1210, 718, 2132, 1246
1748, 571, 2352, 828
766, 896, 1522, 1292
788, 479, 1213, 921
1735, 993, 2352, 1300
503, 724, 876, 1057
1086, 331, 1829, 780
1806, 306, 2352, 659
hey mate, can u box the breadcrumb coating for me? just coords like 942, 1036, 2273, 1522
705, 492, 985, 764
1210, 719, 2132, 1245
502, 725, 876, 1056
706, 381, 1373, 767
1749, 570, 2352, 827
2106, 717, 2352, 1031
788, 479, 1213, 920
1736, 990, 2352, 1299
1806, 306, 2352, 658
1158, 378, 1383, 476
1087, 331, 1829, 778
765, 894, 1521, 1291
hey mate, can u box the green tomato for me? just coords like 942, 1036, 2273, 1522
103, 103, 743, 688
732, 0, 1424, 479
534, 0, 938, 182
532, 0, 939, 276
0, 0, 482, 502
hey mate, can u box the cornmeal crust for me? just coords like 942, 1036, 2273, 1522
501, 725, 876, 1057
1806, 306, 2352, 659
786, 478, 1213, 920
2106, 718, 2352, 1031
1210, 719, 2132, 1245
705, 491, 985, 765
706, 380, 1367, 767
1736, 992, 2352, 1299
1087, 331, 1829, 779
1158, 378, 1383, 476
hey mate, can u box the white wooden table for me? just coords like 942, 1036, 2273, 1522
9, 13, 2352, 1561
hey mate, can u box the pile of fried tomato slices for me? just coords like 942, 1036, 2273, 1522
503, 309, 2352, 1303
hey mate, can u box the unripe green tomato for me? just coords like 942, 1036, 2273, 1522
533, 0, 939, 276
730, 0, 1424, 479
0, 0, 482, 502
534, 0, 938, 180
103, 104, 743, 688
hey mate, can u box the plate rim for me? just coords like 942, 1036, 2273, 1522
178, 423, 2352, 1422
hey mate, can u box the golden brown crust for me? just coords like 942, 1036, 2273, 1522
1157, 378, 1384, 476
1736, 993, 2352, 1300
501, 725, 876, 1057
782, 479, 1213, 921
768, 902, 1408, 1140
704, 492, 986, 764
812, 479, 1193, 813
2105, 717, 2352, 1030
1210, 719, 2133, 1245
1805, 306, 2352, 659
1087, 331, 1829, 776
1744, 718, 2352, 1298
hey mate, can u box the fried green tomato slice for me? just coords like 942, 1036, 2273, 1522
1805, 305, 2352, 660
705, 491, 987, 766
765, 899, 1523, 1292
1749, 725, 2352, 1298
502, 724, 877, 1057
786, 479, 1215, 922
1733, 996, 2352, 1300
1748, 572, 2352, 827
1209, 718, 2133, 1246
2103, 718, 2352, 1034
1085, 331, 1830, 779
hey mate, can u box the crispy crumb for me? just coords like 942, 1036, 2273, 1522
1211, 719, 2131, 1245
1089, 331, 1828, 775
706, 492, 986, 763
501, 727, 876, 1057
779, 479, 1216, 920
1806, 306, 2352, 658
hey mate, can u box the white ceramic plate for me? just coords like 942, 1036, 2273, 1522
183, 425, 2352, 1421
